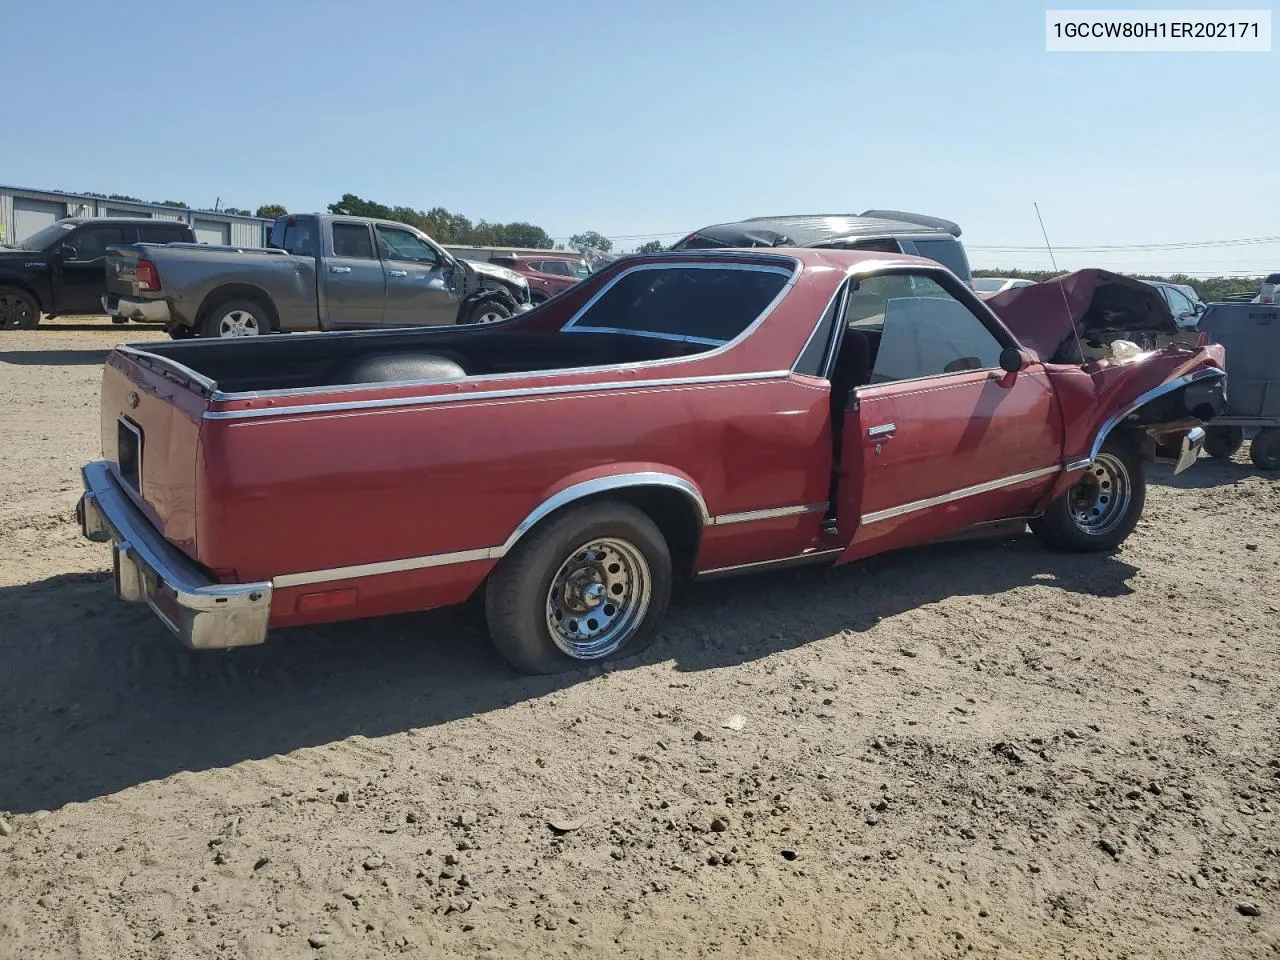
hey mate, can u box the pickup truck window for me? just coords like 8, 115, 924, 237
376, 226, 439, 264
69, 225, 127, 261
850, 274, 1004, 383
137, 224, 189, 244
332, 223, 375, 259
566, 265, 790, 345
280, 220, 317, 257
18, 221, 76, 251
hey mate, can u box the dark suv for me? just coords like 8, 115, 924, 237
0, 217, 195, 329
669, 210, 973, 285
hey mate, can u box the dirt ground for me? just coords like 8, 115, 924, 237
1, 318, 1278, 960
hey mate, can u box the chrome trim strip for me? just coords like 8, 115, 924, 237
203, 370, 791, 421
560, 326, 726, 347
710, 503, 826, 525
1064, 457, 1093, 471
1086, 369, 1225, 463
271, 472, 710, 588
698, 548, 843, 579
860, 465, 1060, 526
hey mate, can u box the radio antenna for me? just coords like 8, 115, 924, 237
1034, 202, 1087, 365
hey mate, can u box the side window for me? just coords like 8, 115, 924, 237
538, 260, 571, 276
1164, 287, 1194, 316
376, 226, 440, 264
910, 238, 972, 281
137, 224, 185, 244
826, 238, 902, 254
68, 225, 127, 261
852, 273, 1004, 383
281, 220, 317, 256
794, 283, 844, 376
332, 223, 375, 259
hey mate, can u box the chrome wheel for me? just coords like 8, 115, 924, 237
1068, 452, 1132, 536
545, 536, 652, 660
217, 309, 261, 337
476, 308, 506, 324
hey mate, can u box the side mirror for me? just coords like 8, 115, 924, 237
56, 243, 79, 261
999, 347, 1024, 374
1194, 302, 1206, 315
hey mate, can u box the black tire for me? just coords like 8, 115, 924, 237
1031, 436, 1146, 552
1249, 428, 1280, 471
460, 298, 513, 325
484, 501, 672, 674
0, 286, 40, 330
1204, 425, 1244, 460
167, 325, 197, 340
201, 298, 272, 338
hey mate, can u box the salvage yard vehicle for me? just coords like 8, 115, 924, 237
486, 253, 591, 304
0, 217, 194, 329
670, 210, 975, 286
102, 214, 533, 339
76, 248, 1226, 674
1195, 301, 1280, 468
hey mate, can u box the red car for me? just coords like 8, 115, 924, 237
76, 249, 1225, 674
487, 253, 590, 304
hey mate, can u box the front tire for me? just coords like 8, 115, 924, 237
1031, 436, 1146, 552
1204, 425, 1244, 460
484, 501, 672, 674
202, 299, 271, 338
0, 286, 40, 330
1249, 428, 1280, 471
460, 298, 513, 325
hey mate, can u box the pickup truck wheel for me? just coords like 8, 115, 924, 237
1031, 437, 1146, 552
461, 299, 512, 325
203, 299, 270, 338
1249, 429, 1280, 471
0, 287, 40, 330
484, 502, 672, 674
1204, 425, 1244, 460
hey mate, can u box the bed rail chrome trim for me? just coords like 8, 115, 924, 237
114, 345, 218, 394
709, 503, 826, 525
1085, 368, 1225, 463
860, 465, 1060, 526
203, 370, 792, 420
271, 472, 710, 588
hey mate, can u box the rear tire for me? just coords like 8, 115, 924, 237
1204, 425, 1244, 460
0, 286, 40, 330
201, 298, 272, 338
484, 501, 672, 675
1031, 436, 1146, 552
1249, 428, 1280, 471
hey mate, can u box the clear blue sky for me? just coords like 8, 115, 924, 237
6, 0, 1276, 275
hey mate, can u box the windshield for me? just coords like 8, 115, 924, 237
971, 278, 1008, 292
18, 221, 76, 251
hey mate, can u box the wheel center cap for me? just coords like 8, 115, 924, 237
564, 570, 606, 611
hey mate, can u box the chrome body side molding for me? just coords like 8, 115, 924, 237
860, 465, 1060, 526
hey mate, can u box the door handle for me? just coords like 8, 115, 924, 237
867, 422, 896, 438
329, 265, 351, 274
388, 269, 407, 277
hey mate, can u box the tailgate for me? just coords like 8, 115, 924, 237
105, 244, 145, 298
100, 347, 212, 559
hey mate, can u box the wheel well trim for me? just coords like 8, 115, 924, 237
196, 283, 280, 330
492, 472, 711, 559
1086, 368, 1224, 463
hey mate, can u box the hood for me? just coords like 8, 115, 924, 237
985, 268, 1178, 362
461, 258, 527, 288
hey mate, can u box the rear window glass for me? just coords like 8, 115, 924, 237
1265, 273, 1280, 284
910, 238, 971, 281
137, 224, 188, 244
566, 266, 790, 344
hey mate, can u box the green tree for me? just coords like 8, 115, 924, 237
570, 230, 612, 252
223, 207, 252, 216
327, 194, 393, 219
634, 240, 666, 254
159, 200, 188, 208
255, 204, 287, 219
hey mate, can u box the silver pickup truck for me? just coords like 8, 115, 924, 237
102, 213, 533, 338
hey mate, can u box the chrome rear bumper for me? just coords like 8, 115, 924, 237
76, 460, 271, 649
1173, 426, 1206, 474
102, 294, 171, 325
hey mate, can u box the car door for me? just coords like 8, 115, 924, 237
831, 269, 1064, 564
319, 221, 387, 327
53, 222, 135, 314
375, 224, 459, 327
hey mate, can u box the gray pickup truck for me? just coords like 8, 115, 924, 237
102, 213, 533, 338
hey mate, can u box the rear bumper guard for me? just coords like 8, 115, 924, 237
76, 460, 271, 649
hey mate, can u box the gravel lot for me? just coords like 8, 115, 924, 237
1, 318, 1278, 959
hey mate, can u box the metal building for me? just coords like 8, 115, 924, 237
0, 184, 272, 247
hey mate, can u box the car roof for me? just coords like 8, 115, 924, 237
680, 211, 962, 248
621, 246, 936, 273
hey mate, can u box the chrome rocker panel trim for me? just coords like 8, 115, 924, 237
77, 460, 272, 650
861, 465, 1061, 526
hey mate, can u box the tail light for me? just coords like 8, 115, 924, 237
136, 258, 161, 292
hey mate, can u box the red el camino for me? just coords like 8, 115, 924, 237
77, 249, 1226, 673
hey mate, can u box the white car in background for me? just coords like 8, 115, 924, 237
1145, 280, 1206, 329
1252, 273, 1279, 304
972, 276, 1035, 294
